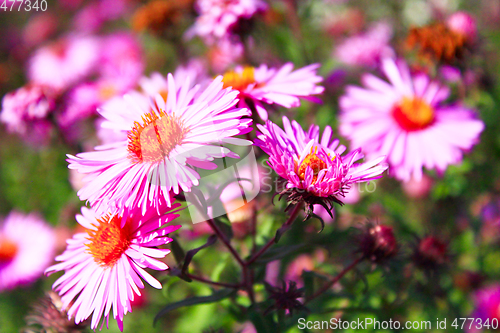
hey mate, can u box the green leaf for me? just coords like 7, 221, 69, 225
182, 235, 218, 274
247, 308, 277, 333
154, 288, 236, 325
170, 236, 186, 266
213, 216, 234, 240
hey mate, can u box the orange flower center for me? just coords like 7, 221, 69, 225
222, 66, 256, 91
392, 97, 435, 131
298, 152, 328, 184
0, 237, 17, 264
127, 110, 188, 164
86, 215, 132, 268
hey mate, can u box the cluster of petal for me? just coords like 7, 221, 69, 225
1, 84, 55, 135
187, 0, 267, 43
68, 74, 252, 214
334, 22, 395, 68
0, 211, 55, 291
45, 199, 181, 331
229, 63, 324, 120
255, 116, 387, 202
339, 58, 484, 181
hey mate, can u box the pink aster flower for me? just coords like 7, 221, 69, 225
28, 35, 100, 92
68, 74, 252, 214
45, 199, 181, 331
187, 0, 267, 43
221, 63, 324, 120
334, 22, 395, 68
255, 116, 387, 217
0, 211, 55, 291
339, 58, 484, 181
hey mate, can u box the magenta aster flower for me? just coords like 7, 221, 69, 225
255, 116, 387, 217
339, 58, 484, 181
221, 63, 324, 120
187, 0, 267, 43
0, 211, 55, 291
68, 74, 252, 214
45, 199, 181, 331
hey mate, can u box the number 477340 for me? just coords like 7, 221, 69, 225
1, 0, 48, 11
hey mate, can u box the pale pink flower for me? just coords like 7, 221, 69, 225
208, 37, 244, 73
28, 36, 100, 91
187, 0, 267, 43
339, 58, 484, 181
0, 212, 55, 291
46, 199, 181, 331
68, 75, 252, 214
335, 22, 395, 68
255, 116, 387, 216
221, 63, 324, 120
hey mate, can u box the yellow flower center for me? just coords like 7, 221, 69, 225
222, 66, 256, 91
127, 110, 188, 164
0, 237, 17, 264
86, 214, 132, 268
392, 97, 435, 131
298, 151, 328, 184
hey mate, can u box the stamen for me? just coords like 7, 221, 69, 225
392, 97, 435, 131
86, 215, 132, 268
127, 109, 188, 164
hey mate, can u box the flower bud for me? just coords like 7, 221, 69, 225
412, 236, 448, 270
359, 224, 397, 262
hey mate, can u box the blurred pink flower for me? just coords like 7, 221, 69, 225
46, 199, 181, 331
99, 32, 144, 90
22, 13, 58, 48
68, 75, 252, 214
334, 22, 395, 68
339, 58, 484, 181
255, 116, 387, 216
1, 84, 55, 137
285, 254, 314, 287
0, 211, 55, 291
74, 0, 132, 33
222, 63, 324, 120
447, 11, 477, 42
402, 174, 433, 198
28, 36, 100, 91
467, 285, 500, 333
208, 37, 244, 73
187, 0, 267, 43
